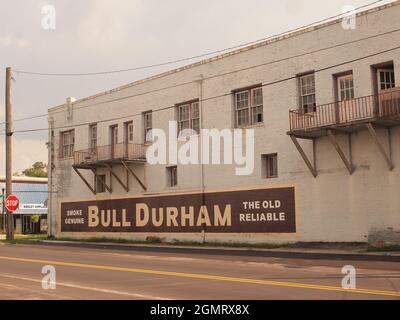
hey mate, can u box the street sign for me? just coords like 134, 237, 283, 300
5, 195, 19, 212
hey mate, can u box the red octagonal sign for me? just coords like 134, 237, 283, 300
5, 195, 20, 212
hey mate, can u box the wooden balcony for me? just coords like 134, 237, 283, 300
289, 88, 400, 139
72, 143, 148, 194
288, 88, 400, 177
74, 143, 147, 167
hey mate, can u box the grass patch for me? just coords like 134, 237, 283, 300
0, 234, 49, 245
50, 236, 289, 250
367, 245, 400, 252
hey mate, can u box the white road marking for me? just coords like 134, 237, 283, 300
0, 273, 171, 300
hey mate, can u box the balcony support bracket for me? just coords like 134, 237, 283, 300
327, 130, 354, 175
105, 164, 129, 192
290, 135, 318, 178
366, 123, 394, 171
72, 166, 96, 195
122, 161, 147, 191
91, 168, 112, 193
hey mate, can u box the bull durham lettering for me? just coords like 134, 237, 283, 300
60, 187, 296, 233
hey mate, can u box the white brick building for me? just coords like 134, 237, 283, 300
48, 2, 400, 245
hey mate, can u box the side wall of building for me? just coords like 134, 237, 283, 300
49, 3, 400, 244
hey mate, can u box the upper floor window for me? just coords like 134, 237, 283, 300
378, 69, 395, 91
89, 124, 97, 152
125, 122, 134, 144
337, 74, 354, 101
177, 101, 200, 135
60, 130, 75, 159
144, 111, 153, 143
235, 87, 263, 127
299, 73, 316, 113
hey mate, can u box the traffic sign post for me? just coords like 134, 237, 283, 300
5, 195, 19, 212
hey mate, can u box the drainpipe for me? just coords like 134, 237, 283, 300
48, 117, 54, 237
196, 75, 206, 244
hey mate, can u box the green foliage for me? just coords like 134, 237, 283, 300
22, 162, 48, 178
31, 215, 40, 223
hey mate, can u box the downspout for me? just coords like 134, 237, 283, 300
196, 75, 206, 244
48, 117, 54, 237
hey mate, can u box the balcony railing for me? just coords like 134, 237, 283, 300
74, 143, 147, 166
289, 88, 400, 131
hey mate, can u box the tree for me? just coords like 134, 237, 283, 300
22, 162, 48, 178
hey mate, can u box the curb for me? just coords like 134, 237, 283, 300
39, 240, 400, 262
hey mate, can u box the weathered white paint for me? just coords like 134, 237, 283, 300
48, 2, 400, 244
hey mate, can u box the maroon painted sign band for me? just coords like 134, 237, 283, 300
61, 187, 296, 233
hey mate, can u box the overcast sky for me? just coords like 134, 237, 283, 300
0, 0, 394, 175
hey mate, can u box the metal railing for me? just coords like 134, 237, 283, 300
74, 143, 147, 165
289, 88, 400, 131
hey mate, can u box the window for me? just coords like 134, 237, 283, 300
378, 69, 395, 91
144, 111, 153, 143
299, 73, 316, 113
262, 154, 278, 179
60, 130, 75, 158
110, 125, 118, 145
89, 124, 97, 152
125, 122, 134, 143
337, 74, 355, 101
96, 175, 106, 193
235, 87, 263, 127
177, 101, 200, 135
167, 166, 178, 187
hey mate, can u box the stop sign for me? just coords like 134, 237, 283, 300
5, 195, 20, 212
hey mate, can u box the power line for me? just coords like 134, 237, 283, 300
13, 0, 387, 77
12, 44, 400, 134
4, 25, 400, 127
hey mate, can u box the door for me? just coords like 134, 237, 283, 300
377, 69, 397, 116
124, 122, 134, 158
337, 75, 356, 123
110, 125, 119, 158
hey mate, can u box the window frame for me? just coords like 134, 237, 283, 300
337, 74, 355, 101
143, 111, 153, 143
234, 86, 264, 128
60, 130, 75, 159
263, 153, 278, 179
167, 166, 178, 187
177, 100, 200, 135
299, 73, 316, 114
377, 68, 395, 91
89, 124, 97, 153
95, 174, 107, 194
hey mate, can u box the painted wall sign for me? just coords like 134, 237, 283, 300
60, 187, 296, 234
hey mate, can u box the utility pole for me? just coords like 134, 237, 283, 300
1, 188, 5, 233
5, 67, 14, 241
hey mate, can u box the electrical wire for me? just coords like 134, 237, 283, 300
12, 44, 400, 134
13, 0, 387, 77
3, 25, 400, 127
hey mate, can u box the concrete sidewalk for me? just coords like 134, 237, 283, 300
39, 240, 400, 262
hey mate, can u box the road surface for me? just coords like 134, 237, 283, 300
0, 243, 399, 300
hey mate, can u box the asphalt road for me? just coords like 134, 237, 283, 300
0, 243, 399, 300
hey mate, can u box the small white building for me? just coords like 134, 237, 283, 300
48, 2, 400, 245
0, 177, 48, 234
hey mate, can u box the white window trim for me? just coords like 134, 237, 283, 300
235, 87, 264, 128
